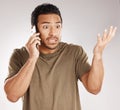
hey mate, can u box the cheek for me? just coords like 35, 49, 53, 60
59, 29, 62, 34
39, 30, 49, 38
38, 26, 49, 36
57, 29, 62, 37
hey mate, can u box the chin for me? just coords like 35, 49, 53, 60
47, 41, 60, 49
41, 40, 60, 50
47, 43, 59, 50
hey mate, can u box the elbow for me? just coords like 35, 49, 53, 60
89, 88, 101, 95
4, 87, 19, 102
86, 81, 103, 95
6, 94, 19, 102
5, 90, 20, 102
87, 86, 102, 95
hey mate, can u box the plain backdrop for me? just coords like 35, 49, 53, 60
0, 0, 120, 110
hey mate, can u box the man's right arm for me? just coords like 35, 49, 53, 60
4, 57, 37, 102
4, 33, 41, 102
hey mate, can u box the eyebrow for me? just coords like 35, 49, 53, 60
41, 21, 62, 24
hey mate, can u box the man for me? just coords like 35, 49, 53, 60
4, 3, 117, 110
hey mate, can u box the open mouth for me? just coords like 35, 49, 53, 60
47, 37, 58, 44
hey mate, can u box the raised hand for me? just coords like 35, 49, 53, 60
93, 26, 117, 59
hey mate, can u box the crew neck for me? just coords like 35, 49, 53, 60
40, 42, 67, 59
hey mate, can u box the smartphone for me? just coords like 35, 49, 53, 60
31, 25, 36, 34
31, 25, 40, 36
31, 25, 41, 48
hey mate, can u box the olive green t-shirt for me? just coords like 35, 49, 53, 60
7, 42, 91, 110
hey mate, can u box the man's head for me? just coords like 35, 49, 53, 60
31, 3, 62, 32
31, 3, 62, 52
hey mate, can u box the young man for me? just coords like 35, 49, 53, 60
4, 3, 117, 110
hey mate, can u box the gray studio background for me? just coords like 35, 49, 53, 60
0, 0, 120, 110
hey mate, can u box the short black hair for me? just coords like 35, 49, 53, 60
31, 3, 62, 30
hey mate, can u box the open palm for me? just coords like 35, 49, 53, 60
94, 26, 117, 57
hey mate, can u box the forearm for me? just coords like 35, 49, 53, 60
82, 26, 116, 94
4, 58, 37, 102
87, 54, 104, 93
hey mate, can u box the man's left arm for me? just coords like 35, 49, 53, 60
80, 26, 117, 94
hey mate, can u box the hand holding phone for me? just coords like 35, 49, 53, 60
31, 25, 41, 49
25, 25, 41, 59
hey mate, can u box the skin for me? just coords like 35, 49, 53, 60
81, 26, 117, 94
37, 14, 62, 53
4, 13, 117, 102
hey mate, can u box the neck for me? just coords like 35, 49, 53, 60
39, 45, 58, 54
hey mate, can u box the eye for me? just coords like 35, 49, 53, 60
43, 25, 49, 29
56, 24, 61, 29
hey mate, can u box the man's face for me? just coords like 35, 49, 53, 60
37, 14, 62, 50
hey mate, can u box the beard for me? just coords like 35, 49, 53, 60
40, 37, 60, 50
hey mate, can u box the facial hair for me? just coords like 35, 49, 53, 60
40, 37, 59, 50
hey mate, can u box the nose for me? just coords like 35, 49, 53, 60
49, 27, 57, 37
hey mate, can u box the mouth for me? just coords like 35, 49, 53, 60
47, 37, 58, 44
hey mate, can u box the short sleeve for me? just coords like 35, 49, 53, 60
75, 46, 91, 80
6, 47, 29, 80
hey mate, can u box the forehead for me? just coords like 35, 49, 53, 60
37, 14, 61, 24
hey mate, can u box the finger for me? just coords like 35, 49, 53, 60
26, 38, 40, 49
31, 39, 41, 47
111, 27, 117, 37
32, 33, 40, 38
97, 33, 102, 44
28, 33, 41, 44
107, 26, 117, 42
107, 26, 113, 39
28, 37, 40, 45
102, 29, 107, 41
103, 26, 113, 43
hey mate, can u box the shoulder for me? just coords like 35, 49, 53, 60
10, 47, 29, 63
60, 42, 84, 54
12, 47, 28, 56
